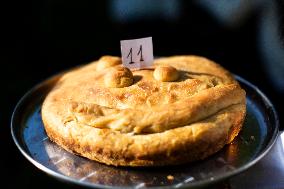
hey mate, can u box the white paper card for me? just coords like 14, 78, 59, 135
120, 37, 153, 69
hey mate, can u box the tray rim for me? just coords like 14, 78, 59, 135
10, 73, 280, 189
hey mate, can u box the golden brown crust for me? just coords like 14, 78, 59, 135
104, 66, 133, 88
41, 55, 246, 166
153, 66, 179, 81
96, 55, 122, 71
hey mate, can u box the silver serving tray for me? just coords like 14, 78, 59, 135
11, 74, 279, 188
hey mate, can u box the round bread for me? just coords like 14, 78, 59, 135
42, 55, 246, 166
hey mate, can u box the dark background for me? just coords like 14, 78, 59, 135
3, 1, 284, 188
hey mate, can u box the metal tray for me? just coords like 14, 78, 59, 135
11, 74, 279, 188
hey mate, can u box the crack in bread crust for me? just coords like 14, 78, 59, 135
41, 55, 246, 166
67, 84, 245, 134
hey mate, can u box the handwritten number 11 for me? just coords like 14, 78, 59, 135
127, 45, 144, 64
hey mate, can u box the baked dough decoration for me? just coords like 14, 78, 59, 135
42, 55, 246, 166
